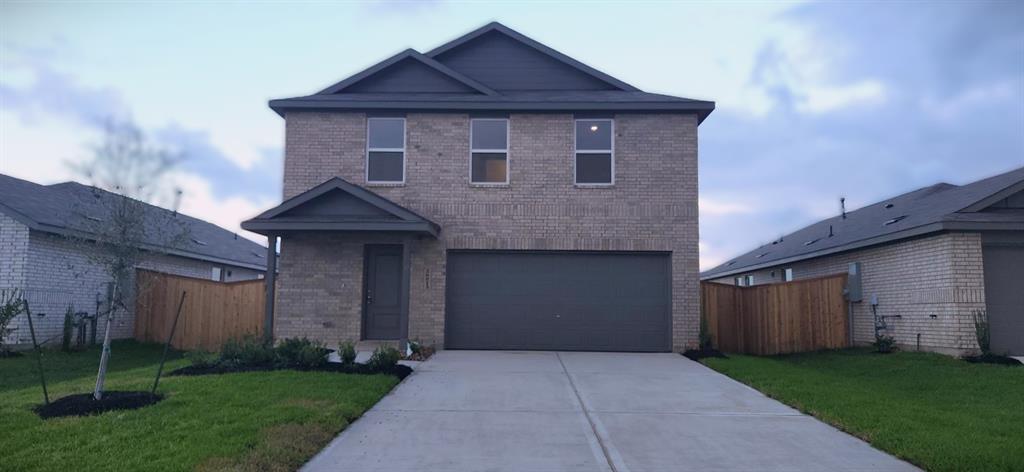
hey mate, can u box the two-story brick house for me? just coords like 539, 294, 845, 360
242, 22, 714, 352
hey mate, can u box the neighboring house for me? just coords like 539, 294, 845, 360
0, 173, 267, 346
242, 22, 714, 352
702, 167, 1024, 356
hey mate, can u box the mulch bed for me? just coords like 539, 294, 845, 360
168, 362, 413, 380
0, 350, 25, 358
35, 391, 163, 419
962, 353, 1022, 366
682, 348, 728, 362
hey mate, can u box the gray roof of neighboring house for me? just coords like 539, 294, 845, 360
0, 173, 267, 270
269, 22, 715, 122
702, 166, 1024, 280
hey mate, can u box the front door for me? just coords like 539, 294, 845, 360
363, 245, 403, 340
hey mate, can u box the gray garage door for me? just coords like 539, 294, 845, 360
445, 251, 671, 352
983, 244, 1024, 356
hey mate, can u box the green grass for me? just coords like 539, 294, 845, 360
703, 348, 1024, 472
0, 341, 399, 471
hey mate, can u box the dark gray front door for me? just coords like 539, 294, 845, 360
363, 245, 402, 340
445, 251, 671, 352
983, 244, 1024, 356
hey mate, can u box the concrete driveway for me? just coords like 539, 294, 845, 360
303, 351, 917, 472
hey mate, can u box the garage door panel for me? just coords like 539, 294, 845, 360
445, 251, 671, 352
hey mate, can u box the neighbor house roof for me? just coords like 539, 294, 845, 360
0, 173, 267, 270
270, 22, 715, 122
702, 166, 1024, 280
241, 177, 440, 237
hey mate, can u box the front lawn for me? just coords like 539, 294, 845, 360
703, 349, 1024, 472
0, 341, 399, 471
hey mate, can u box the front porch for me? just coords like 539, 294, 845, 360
241, 178, 443, 351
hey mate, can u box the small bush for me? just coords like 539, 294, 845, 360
220, 335, 275, 367
873, 334, 897, 354
276, 337, 328, 369
186, 350, 218, 368
0, 289, 26, 352
368, 346, 401, 370
972, 309, 990, 354
337, 341, 357, 365
62, 306, 74, 352
698, 312, 713, 351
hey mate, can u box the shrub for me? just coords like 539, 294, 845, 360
220, 335, 275, 367
337, 340, 357, 365
873, 334, 896, 354
368, 346, 401, 370
276, 337, 328, 369
62, 306, 74, 352
698, 312, 713, 351
0, 289, 25, 352
186, 350, 218, 368
972, 309, 990, 354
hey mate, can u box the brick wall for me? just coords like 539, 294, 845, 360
2, 228, 262, 347
710, 232, 986, 355
278, 111, 700, 351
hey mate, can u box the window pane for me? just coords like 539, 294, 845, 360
576, 153, 612, 184
472, 152, 507, 183
368, 118, 404, 149
368, 151, 404, 182
472, 120, 507, 150
576, 120, 612, 150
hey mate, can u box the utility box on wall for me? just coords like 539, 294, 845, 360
846, 262, 863, 302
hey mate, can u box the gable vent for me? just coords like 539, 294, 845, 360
883, 215, 908, 226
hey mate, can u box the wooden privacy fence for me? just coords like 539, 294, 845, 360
134, 269, 265, 351
701, 274, 849, 355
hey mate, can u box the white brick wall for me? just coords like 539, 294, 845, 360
711, 232, 987, 355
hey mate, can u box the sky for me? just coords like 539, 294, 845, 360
1, 1, 1022, 270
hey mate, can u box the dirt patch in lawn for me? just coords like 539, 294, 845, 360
962, 353, 1022, 366
683, 348, 728, 362
169, 362, 413, 380
34, 391, 163, 419
196, 423, 338, 472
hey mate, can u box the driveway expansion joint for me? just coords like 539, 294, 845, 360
557, 352, 625, 472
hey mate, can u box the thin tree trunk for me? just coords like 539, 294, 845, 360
93, 285, 117, 401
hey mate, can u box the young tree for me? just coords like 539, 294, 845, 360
71, 119, 188, 400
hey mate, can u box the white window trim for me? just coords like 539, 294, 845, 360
745, 275, 754, 286
784, 268, 794, 282
365, 117, 406, 184
469, 118, 510, 185
573, 118, 615, 186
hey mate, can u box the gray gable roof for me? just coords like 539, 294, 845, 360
241, 177, 440, 237
270, 22, 715, 122
0, 173, 267, 270
702, 166, 1024, 280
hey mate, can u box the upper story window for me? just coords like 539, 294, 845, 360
574, 119, 614, 185
471, 118, 509, 184
366, 117, 405, 183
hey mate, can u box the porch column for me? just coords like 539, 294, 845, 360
263, 234, 278, 343
398, 236, 412, 354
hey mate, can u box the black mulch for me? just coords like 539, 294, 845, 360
682, 348, 728, 362
168, 362, 413, 380
35, 391, 163, 419
962, 353, 1022, 366
0, 350, 24, 358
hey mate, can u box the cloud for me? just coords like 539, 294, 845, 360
170, 171, 275, 243
0, 44, 130, 127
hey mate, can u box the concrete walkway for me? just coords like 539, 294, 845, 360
303, 351, 918, 472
